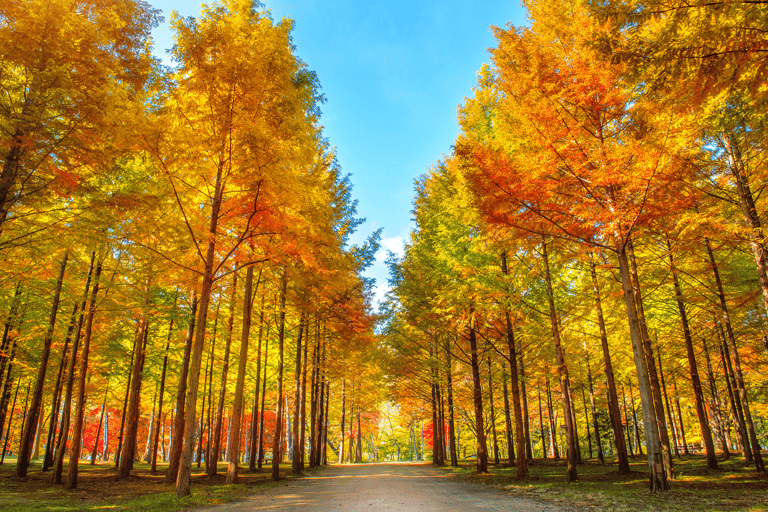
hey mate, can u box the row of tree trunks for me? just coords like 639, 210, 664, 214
666, 240, 719, 469
541, 238, 577, 482
616, 241, 668, 491
15, 253, 68, 477
151, 295, 177, 472
590, 259, 630, 473
208, 271, 237, 476
226, 266, 257, 483
51, 251, 96, 484
467, 304, 488, 473
165, 293, 197, 483
65, 254, 103, 489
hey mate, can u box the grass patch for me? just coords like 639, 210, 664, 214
442, 453, 768, 511
0, 458, 291, 511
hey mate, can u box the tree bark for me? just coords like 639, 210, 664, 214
628, 241, 673, 480
165, 293, 197, 483
541, 239, 576, 482
589, 259, 629, 473
119, 310, 150, 478
666, 240, 718, 469
16, 252, 67, 477
227, 266, 256, 483
338, 377, 346, 465
615, 243, 667, 491
51, 252, 95, 484
248, 306, 265, 471
584, 347, 604, 465
291, 315, 305, 473
722, 133, 768, 315
468, 305, 487, 473
271, 271, 287, 481
702, 335, 730, 459
501, 251, 527, 477
209, 271, 237, 476
65, 255, 102, 489
256, 318, 270, 469
488, 357, 500, 465
706, 239, 764, 472
152, 297, 177, 473
445, 337, 458, 467
90, 382, 109, 464
43, 303, 79, 471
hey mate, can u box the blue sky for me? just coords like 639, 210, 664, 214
150, 0, 527, 305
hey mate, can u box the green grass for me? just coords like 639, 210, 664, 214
0, 458, 291, 512
444, 454, 768, 512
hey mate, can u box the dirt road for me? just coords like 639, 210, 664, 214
203, 462, 573, 511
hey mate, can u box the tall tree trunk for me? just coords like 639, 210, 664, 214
722, 133, 768, 315
0, 283, 22, 400
271, 271, 287, 481
90, 382, 109, 465
248, 307, 265, 471
501, 362, 514, 465
115, 333, 136, 470
145, 389, 157, 463
316, 337, 327, 466
580, 386, 592, 459
51, 252, 95, 484
541, 238, 577, 482
621, 385, 634, 456
227, 266, 257, 484
209, 271, 237, 476
518, 338, 533, 461
628, 383, 643, 456
716, 319, 749, 457
487, 357, 500, 465
256, 319, 270, 469
666, 240, 718, 469
16, 253, 67, 477
292, 316, 305, 474
584, 347, 604, 465
338, 378, 346, 464
589, 259, 629, 473
355, 410, 362, 463
468, 305, 487, 473
65, 255, 102, 489
175, 157, 230, 498
708, 249, 764, 473
702, 334, 730, 459
657, 347, 681, 460
165, 293, 198, 483
671, 376, 688, 456
1, 376, 21, 465
118, 307, 150, 479
298, 319, 309, 471
445, 338, 458, 467
615, 242, 667, 491
628, 241, 673, 480
501, 251, 528, 477
152, 297, 177, 473
545, 371, 558, 459
321, 378, 330, 465
43, 303, 79, 472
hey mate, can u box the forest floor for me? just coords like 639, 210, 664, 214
0, 453, 766, 511
0, 457, 287, 511
446, 452, 768, 512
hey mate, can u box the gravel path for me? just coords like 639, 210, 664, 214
202, 462, 574, 512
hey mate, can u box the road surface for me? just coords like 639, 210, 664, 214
202, 462, 574, 511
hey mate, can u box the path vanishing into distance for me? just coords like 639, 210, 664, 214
202, 463, 574, 512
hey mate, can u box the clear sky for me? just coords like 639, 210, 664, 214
150, 0, 528, 306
